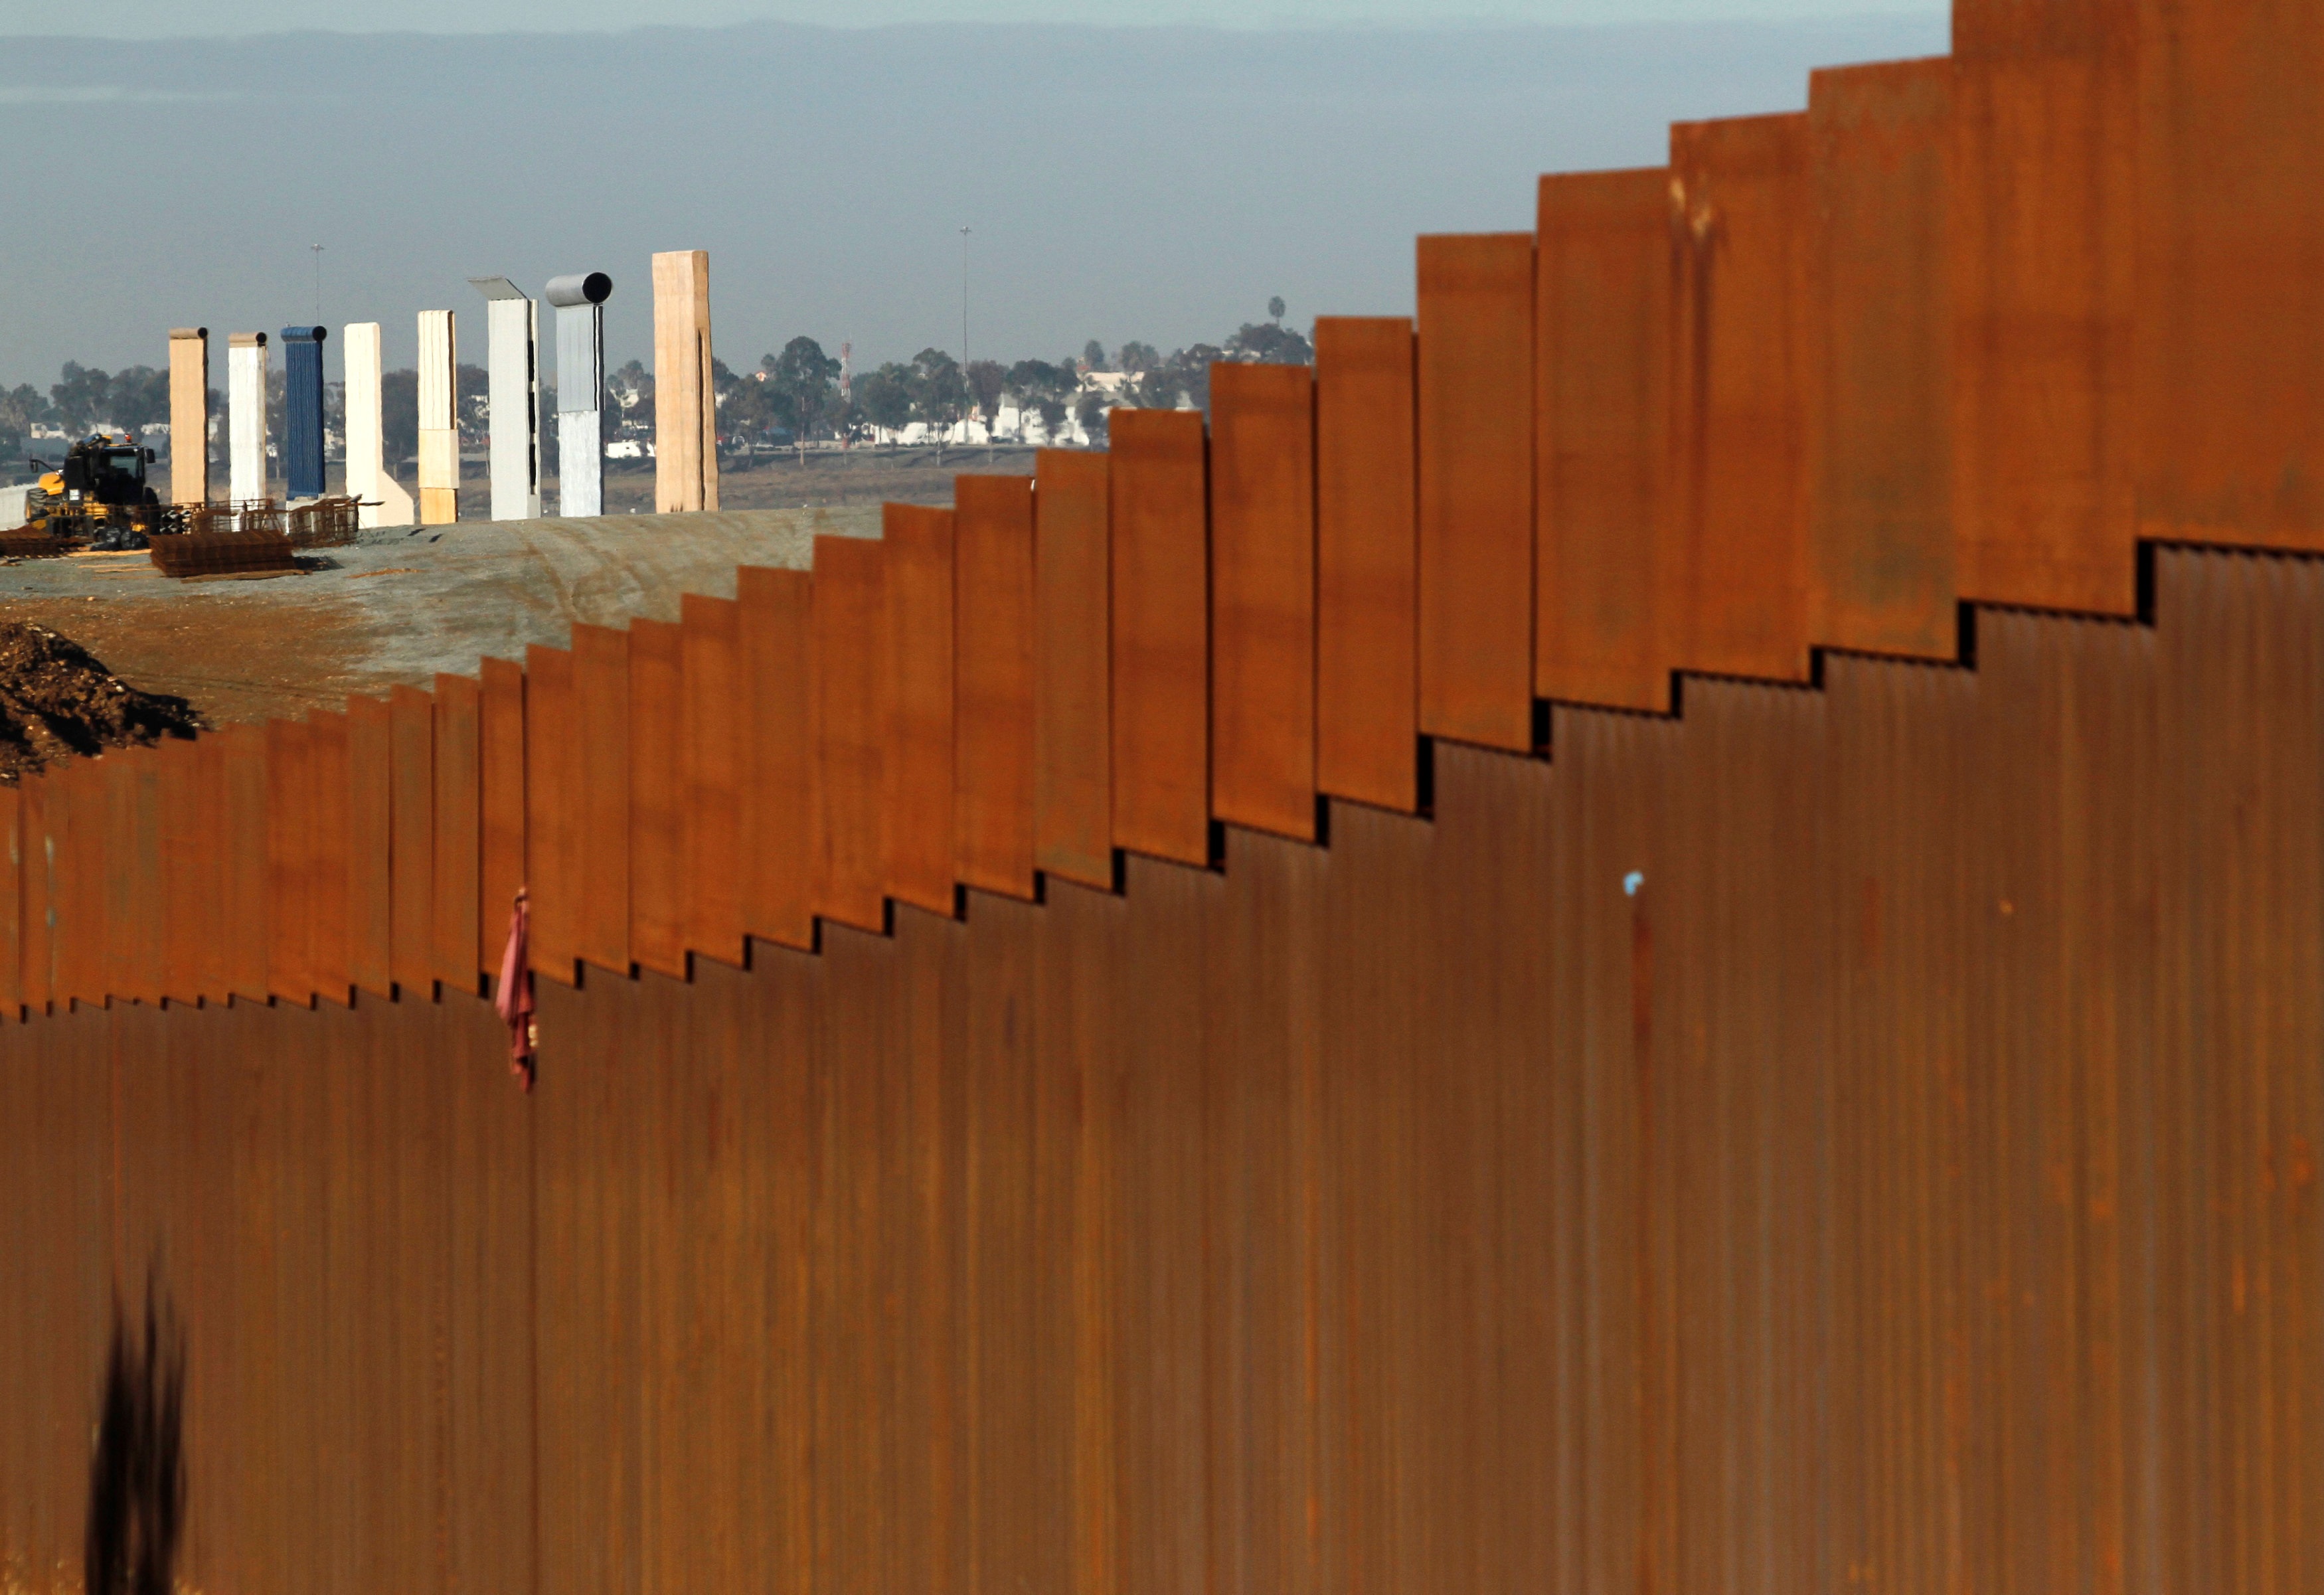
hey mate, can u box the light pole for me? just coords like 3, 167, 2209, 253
959, 226, 971, 369
310, 243, 324, 322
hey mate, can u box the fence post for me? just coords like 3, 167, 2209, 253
1535, 171, 1674, 713
738, 568, 815, 952
679, 594, 744, 967
1210, 361, 1317, 843
1109, 409, 1210, 865
1667, 114, 1813, 683
1033, 450, 1113, 890
811, 535, 889, 934
1417, 234, 1535, 750
886, 505, 959, 917
954, 475, 1038, 900
1314, 317, 1419, 813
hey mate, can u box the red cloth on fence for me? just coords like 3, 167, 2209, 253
495, 887, 537, 1091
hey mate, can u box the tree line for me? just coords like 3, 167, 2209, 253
1, 299, 1314, 467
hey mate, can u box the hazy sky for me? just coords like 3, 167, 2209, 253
0, 11, 1948, 391
0, 0, 1940, 34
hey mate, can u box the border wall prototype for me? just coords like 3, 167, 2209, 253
5, 1, 2323, 1590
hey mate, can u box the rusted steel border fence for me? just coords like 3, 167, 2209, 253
6, 0, 2324, 1589
2, 550, 2320, 1595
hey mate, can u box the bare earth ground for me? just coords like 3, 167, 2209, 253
0, 620, 206, 781
0, 446, 1022, 734
569, 444, 1042, 516
0, 501, 886, 728
396, 444, 1042, 522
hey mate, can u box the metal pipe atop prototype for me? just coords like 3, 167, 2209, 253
468, 276, 541, 522
544, 272, 612, 519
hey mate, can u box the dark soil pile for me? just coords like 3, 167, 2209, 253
0, 623, 205, 784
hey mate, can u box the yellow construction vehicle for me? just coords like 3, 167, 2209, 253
21, 434, 179, 548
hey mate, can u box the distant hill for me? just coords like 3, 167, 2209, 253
0, 14, 1946, 386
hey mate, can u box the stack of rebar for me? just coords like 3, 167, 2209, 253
286, 497, 360, 550
145, 531, 299, 578
0, 529, 76, 559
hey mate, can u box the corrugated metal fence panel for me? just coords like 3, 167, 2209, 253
736, 567, 814, 951
479, 658, 528, 978
1669, 112, 1815, 684
1108, 409, 1212, 866
1313, 316, 1418, 813
2153, 549, 2324, 1591
629, 959, 746, 1595
628, 618, 686, 981
1806, 58, 1956, 661
1209, 361, 1318, 843
1948, 8, 2136, 615
1205, 827, 1327, 1595
811, 920, 924, 1595
388, 686, 436, 996
954, 888, 1046, 1594
574, 624, 633, 978
533, 969, 645, 1595
1416, 233, 1535, 752
1535, 169, 1674, 713
1032, 448, 1114, 890
884, 504, 958, 918
679, 595, 744, 968
347, 695, 394, 998
811, 534, 890, 934
954, 475, 1038, 901
433, 674, 482, 993
438, 992, 538, 1595
1107, 857, 1221, 1595
1816, 647, 1981, 1591
524, 645, 580, 984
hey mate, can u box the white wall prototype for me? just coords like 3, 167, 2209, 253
343, 322, 416, 529
546, 271, 613, 519
226, 332, 268, 504
469, 278, 540, 521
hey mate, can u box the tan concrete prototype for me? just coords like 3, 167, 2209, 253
418, 309, 459, 525
166, 327, 208, 505
652, 249, 718, 513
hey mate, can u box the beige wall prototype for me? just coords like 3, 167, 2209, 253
652, 250, 718, 515
166, 327, 208, 505
418, 309, 459, 526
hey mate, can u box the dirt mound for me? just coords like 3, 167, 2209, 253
0, 623, 205, 784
